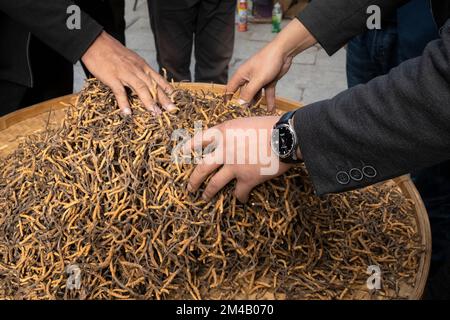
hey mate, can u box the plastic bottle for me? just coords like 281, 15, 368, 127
247, 0, 253, 18
238, 0, 248, 32
272, 2, 282, 33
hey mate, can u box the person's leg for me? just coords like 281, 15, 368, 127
0, 81, 28, 117
371, 23, 400, 75
194, 0, 236, 84
422, 195, 450, 299
21, 37, 73, 107
413, 161, 450, 299
346, 23, 399, 88
346, 34, 380, 88
148, 0, 197, 82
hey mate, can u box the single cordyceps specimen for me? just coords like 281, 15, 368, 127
0, 79, 423, 300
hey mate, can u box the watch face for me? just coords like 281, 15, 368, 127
272, 125, 295, 158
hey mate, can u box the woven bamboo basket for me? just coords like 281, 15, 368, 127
0, 83, 432, 299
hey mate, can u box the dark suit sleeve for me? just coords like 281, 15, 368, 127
293, 20, 450, 196
297, 0, 409, 55
0, 0, 103, 63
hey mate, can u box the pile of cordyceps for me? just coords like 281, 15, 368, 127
0, 79, 423, 300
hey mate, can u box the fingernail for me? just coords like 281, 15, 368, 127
202, 194, 210, 202
187, 184, 193, 192
165, 103, 179, 114
123, 108, 132, 115
238, 99, 250, 107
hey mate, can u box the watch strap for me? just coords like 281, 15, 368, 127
278, 110, 296, 125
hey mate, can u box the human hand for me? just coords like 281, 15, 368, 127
226, 19, 316, 111
82, 31, 176, 115
186, 116, 295, 203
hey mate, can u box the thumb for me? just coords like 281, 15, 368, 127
226, 71, 247, 99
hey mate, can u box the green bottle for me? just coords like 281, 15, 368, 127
272, 2, 282, 33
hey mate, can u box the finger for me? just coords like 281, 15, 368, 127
234, 181, 255, 203
144, 66, 174, 94
134, 68, 157, 99
182, 125, 223, 155
239, 79, 265, 106
140, 67, 175, 111
110, 83, 132, 115
265, 83, 277, 112
188, 152, 223, 193
124, 75, 160, 115
157, 87, 178, 113
134, 70, 163, 115
225, 71, 248, 101
202, 166, 235, 201
254, 89, 263, 104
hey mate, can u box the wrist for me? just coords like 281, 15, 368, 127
81, 31, 107, 64
292, 113, 303, 161
272, 18, 317, 59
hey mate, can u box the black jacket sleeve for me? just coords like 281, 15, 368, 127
297, 0, 409, 55
294, 20, 450, 196
0, 0, 103, 63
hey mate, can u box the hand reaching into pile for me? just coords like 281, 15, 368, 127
82, 31, 177, 115
226, 19, 316, 111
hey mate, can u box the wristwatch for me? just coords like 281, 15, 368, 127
271, 111, 302, 164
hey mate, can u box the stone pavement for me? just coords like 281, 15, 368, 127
74, 0, 348, 105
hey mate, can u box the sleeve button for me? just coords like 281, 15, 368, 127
336, 171, 350, 185
349, 168, 363, 181
362, 165, 377, 178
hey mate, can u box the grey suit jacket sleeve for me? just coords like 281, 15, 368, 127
297, 0, 408, 55
0, 0, 103, 63
293, 20, 450, 196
